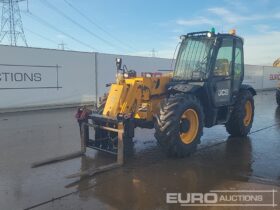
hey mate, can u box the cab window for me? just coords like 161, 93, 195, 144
214, 38, 233, 76
233, 40, 243, 91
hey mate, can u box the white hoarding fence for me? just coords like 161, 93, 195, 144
244, 65, 280, 90
243, 65, 264, 90
0, 45, 280, 112
262, 66, 280, 89
0, 64, 61, 90
0, 45, 96, 111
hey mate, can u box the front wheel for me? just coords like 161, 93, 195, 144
154, 94, 204, 157
226, 90, 254, 137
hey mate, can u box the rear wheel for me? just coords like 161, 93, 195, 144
276, 89, 280, 106
226, 90, 254, 137
155, 94, 204, 157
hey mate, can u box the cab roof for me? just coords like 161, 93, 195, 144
183, 31, 244, 44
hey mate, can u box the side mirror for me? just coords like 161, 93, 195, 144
116, 58, 122, 71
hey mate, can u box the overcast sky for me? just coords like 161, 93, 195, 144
5, 0, 280, 65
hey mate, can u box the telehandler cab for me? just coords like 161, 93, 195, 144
32, 29, 256, 178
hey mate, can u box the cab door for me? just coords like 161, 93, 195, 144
209, 37, 234, 107
232, 39, 244, 99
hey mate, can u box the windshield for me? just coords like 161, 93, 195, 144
174, 36, 214, 80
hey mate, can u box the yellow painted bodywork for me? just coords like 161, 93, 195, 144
103, 74, 171, 121
243, 100, 253, 126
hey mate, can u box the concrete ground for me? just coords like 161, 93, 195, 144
0, 91, 279, 210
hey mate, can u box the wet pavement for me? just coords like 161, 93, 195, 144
0, 91, 279, 210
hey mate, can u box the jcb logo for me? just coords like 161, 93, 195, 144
218, 89, 229, 96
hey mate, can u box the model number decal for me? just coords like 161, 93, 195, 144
217, 89, 229, 96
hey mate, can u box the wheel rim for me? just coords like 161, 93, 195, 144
180, 109, 199, 144
243, 100, 252, 126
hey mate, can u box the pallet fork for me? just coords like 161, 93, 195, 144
31, 112, 126, 179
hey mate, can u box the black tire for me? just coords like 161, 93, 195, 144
154, 94, 204, 157
276, 89, 280, 106
226, 90, 254, 137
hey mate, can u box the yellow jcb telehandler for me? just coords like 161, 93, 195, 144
32, 29, 256, 178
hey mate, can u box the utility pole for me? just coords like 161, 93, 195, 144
151, 48, 156, 57
58, 41, 66, 50
0, 0, 28, 46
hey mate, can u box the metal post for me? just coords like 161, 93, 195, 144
56, 64, 59, 90
117, 122, 124, 165
94, 52, 98, 108
80, 121, 88, 153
